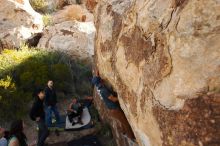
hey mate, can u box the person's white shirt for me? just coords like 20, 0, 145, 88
0, 137, 7, 146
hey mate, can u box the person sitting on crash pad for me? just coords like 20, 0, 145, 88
92, 70, 119, 110
67, 98, 83, 125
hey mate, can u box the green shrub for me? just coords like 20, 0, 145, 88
0, 48, 74, 122
0, 76, 15, 89
42, 14, 53, 26
71, 61, 93, 95
30, 0, 46, 12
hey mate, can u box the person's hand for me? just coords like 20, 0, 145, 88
36, 117, 40, 122
86, 96, 93, 100
73, 110, 77, 113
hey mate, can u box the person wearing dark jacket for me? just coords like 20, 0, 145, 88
30, 88, 49, 146
92, 70, 134, 139
92, 71, 119, 109
44, 80, 61, 127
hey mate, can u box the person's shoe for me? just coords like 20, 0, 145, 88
55, 129, 60, 136
79, 119, 83, 125
72, 122, 76, 126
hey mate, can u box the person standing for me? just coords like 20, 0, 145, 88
44, 80, 61, 128
30, 89, 49, 146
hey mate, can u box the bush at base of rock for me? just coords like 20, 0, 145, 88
42, 14, 53, 26
0, 46, 90, 123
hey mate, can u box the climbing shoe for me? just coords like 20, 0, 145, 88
72, 122, 76, 126
79, 120, 84, 125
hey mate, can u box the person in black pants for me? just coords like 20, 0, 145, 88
30, 88, 49, 146
67, 98, 83, 125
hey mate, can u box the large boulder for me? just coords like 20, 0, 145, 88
0, 0, 43, 49
38, 21, 96, 63
94, 0, 220, 146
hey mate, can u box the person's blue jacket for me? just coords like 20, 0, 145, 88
92, 76, 119, 109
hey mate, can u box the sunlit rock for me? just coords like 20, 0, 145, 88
94, 0, 220, 145
0, 0, 43, 49
38, 21, 96, 63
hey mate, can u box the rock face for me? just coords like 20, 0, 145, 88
94, 0, 220, 146
86, 0, 97, 13
0, 0, 43, 49
38, 21, 96, 62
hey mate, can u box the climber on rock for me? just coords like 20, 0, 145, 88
92, 70, 119, 110
92, 70, 134, 139
30, 88, 49, 146
67, 98, 84, 125
44, 80, 61, 128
